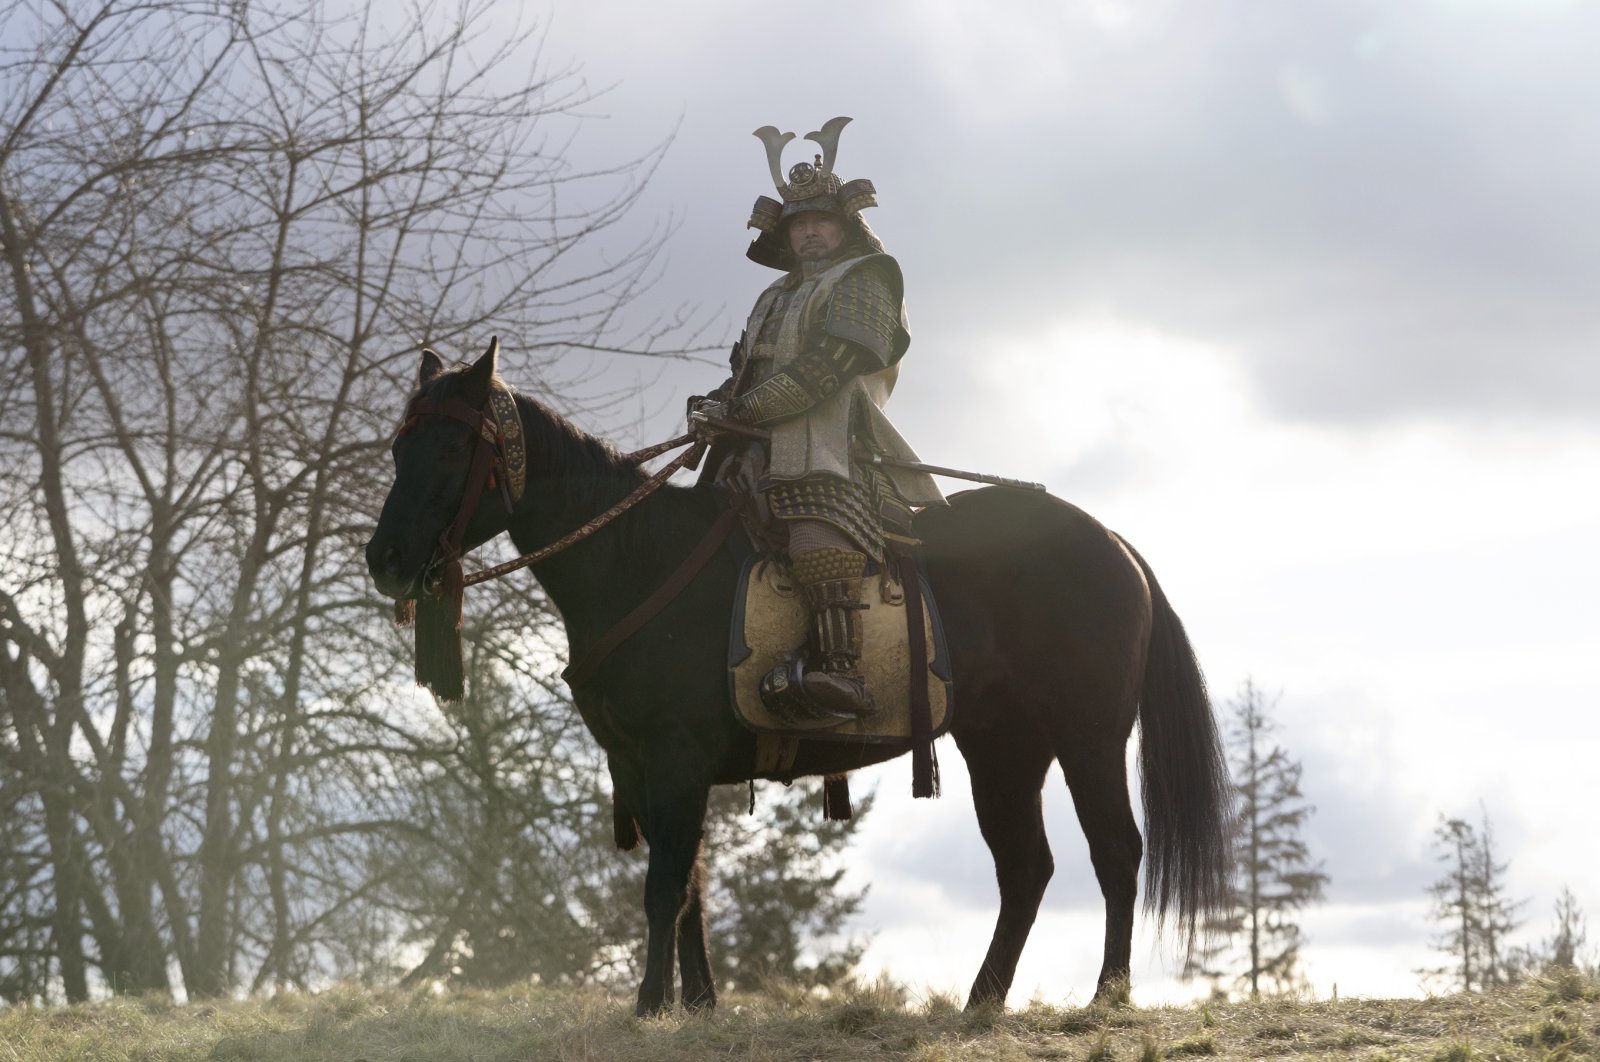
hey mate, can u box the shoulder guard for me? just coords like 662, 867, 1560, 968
823, 254, 908, 369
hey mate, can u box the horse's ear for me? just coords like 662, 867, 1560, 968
419, 347, 445, 388
460, 336, 498, 406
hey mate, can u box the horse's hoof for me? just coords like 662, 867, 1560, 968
1091, 977, 1132, 1007
684, 991, 717, 1013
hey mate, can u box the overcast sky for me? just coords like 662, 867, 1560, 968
475, 0, 1600, 1004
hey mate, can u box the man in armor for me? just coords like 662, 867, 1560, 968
692, 117, 945, 723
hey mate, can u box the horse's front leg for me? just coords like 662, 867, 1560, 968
635, 764, 712, 1017
677, 854, 716, 1010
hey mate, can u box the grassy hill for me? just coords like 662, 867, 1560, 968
1, 971, 1594, 1061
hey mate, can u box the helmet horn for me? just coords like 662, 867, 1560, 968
753, 126, 796, 191
805, 116, 852, 175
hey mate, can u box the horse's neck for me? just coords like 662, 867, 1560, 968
505, 397, 701, 637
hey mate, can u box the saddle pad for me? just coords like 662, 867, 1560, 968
728, 554, 954, 742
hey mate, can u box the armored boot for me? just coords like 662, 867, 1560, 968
795, 548, 876, 719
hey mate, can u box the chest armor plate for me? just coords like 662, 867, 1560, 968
739, 258, 860, 386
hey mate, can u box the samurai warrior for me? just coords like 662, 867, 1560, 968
691, 116, 946, 723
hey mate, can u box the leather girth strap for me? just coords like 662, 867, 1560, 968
562, 505, 743, 689
817, 551, 937, 820
900, 547, 939, 799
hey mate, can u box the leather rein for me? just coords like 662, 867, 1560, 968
397, 387, 711, 589
464, 431, 710, 589
398, 386, 737, 690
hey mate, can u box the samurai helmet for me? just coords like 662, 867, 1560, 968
746, 116, 878, 234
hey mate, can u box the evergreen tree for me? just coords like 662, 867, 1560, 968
1473, 812, 1520, 987
1424, 810, 1523, 992
1548, 888, 1590, 971
1428, 817, 1481, 992
1183, 680, 1328, 997
701, 781, 872, 990
1506, 887, 1591, 981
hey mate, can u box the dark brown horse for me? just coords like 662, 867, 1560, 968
365, 342, 1231, 1015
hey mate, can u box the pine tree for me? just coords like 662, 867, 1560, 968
1506, 887, 1591, 981
701, 781, 873, 990
1473, 812, 1521, 987
1428, 817, 1481, 992
1548, 888, 1589, 971
1425, 810, 1523, 992
1183, 680, 1328, 997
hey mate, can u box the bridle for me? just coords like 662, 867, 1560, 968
394, 384, 526, 594
396, 381, 707, 592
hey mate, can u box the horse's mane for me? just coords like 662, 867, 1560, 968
417, 365, 650, 519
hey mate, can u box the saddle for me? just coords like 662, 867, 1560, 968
727, 550, 954, 770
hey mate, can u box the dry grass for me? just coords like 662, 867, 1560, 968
0, 970, 1596, 1061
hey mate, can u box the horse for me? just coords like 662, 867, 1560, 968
365, 340, 1232, 1016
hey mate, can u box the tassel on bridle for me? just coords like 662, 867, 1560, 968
394, 394, 501, 701
413, 552, 467, 701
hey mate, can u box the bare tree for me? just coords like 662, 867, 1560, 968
1, 0, 705, 1001
0, 758, 52, 1004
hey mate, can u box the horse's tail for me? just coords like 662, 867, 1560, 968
1115, 533, 1233, 940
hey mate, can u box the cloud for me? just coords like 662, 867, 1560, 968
903, 2, 1600, 426
547, 1, 1600, 429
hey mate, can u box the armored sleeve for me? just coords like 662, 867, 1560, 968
727, 258, 906, 426
727, 341, 863, 425
822, 257, 905, 370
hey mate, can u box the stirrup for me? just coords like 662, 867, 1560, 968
802, 668, 876, 719
759, 656, 856, 726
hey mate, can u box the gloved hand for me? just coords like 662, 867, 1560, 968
686, 396, 729, 438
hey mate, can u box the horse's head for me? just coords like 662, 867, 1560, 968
365, 338, 509, 599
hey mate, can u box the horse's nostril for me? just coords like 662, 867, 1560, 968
382, 544, 402, 577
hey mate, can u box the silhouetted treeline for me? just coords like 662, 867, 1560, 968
1425, 810, 1595, 991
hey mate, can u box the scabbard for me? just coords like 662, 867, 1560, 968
865, 454, 1046, 492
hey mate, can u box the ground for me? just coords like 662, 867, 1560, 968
0, 971, 1595, 1061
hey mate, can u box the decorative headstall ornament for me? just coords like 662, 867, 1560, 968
747, 115, 878, 235
486, 385, 525, 509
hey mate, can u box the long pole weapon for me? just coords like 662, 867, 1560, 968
689, 411, 1046, 492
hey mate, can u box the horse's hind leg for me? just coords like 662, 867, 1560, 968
1058, 737, 1143, 1001
958, 720, 1057, 1010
